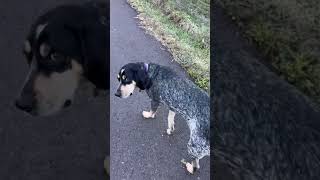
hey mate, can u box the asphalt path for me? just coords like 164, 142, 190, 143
110, 0, 210, 179
0, 1, 109, 180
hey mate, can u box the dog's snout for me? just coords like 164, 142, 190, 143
15, 98, 33, 113
115, 89, 121, 97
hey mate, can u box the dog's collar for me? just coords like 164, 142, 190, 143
139, 63, 149, 92
144, 63, 149, 72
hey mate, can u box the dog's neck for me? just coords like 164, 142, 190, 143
144, 63, 161, 81
139, 63, 150, 92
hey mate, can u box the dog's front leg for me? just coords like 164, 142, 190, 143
166, 109, 175, 135
142, 100, 159, 119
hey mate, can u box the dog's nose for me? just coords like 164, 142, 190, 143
115, 89, 121, 97
15, 99, 33, 112
63, 99, 72, 108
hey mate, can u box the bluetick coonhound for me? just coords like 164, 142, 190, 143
15, 2, 109, 116
115, 62, 210, 174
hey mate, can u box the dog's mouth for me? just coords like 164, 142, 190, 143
114, 92, 133, 98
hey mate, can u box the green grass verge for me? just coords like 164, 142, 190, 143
128, 0, 210, 91
218, 0, 320, 104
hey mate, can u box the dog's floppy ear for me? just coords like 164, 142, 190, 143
135, 64, 152, 90
63, 21, 108, 90
63, 23, 89, 74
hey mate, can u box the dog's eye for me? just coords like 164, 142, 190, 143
122, 75, 126, 80
39, 43, 51, 57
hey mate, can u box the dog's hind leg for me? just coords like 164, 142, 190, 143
192, 158, 200, 169
183, 134, 209, 174
166, 109, 175, 135
142, 100, 159, 119
181, 158, 200, 174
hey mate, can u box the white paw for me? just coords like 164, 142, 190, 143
142, 111, 155, 118
166, 125, 174, 135
186, 162, 194, 174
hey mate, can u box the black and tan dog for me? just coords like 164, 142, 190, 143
115, 62, 210, 174
15, 2, 110, 177
15, 2, 109, 116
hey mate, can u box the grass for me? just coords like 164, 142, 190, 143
218, 0, 320, 104
128, 0, 210, 91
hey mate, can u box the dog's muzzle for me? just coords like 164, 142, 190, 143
114, 88, 133, 98
115, 88, 121, 97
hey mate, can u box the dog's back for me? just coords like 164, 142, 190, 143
146, 63, 210, 137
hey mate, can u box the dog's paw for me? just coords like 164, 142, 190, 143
181, 159, 197, 174
166, 123, 175, 135
166, 128, 174, 135
142, 111, 155, 119
186, 162, 194, 174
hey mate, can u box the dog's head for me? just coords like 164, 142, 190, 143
15, 3, 108, 116
115, 63, 152, 98
15, 21, 84, 116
